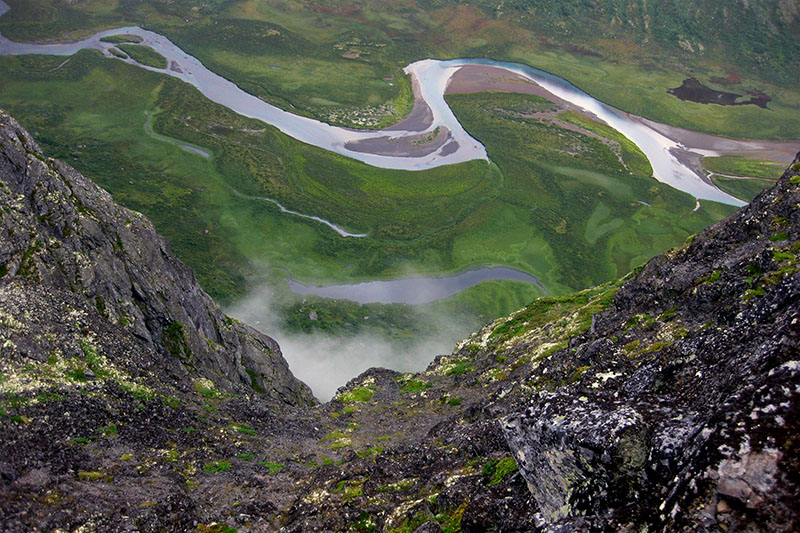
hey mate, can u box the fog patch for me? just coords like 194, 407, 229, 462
227, 286, 465, 402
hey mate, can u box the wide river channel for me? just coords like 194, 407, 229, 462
0, 0, 745, 303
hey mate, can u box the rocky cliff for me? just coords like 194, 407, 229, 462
0, 110, 314, 407
0, 110, 798, 532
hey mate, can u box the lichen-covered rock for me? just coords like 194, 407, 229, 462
503, 394, 650, 523
0, 109, 314, 406
502, 153, 800, 531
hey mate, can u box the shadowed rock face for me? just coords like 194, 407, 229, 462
502, 154, 800, 530
0, 110, 315, 407
0, 107, 797, 532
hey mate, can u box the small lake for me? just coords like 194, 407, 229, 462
288, 267, 543, 305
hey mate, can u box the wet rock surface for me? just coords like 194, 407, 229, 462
0, 109, 798, 531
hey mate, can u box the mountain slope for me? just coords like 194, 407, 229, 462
0, 109, 798, 531
0, 109, 314, 406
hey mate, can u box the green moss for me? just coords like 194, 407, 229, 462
445, 360, 474, 376
625, 313, 654, 329
197, 524, 237, 533
81, 340, 108, 377
700, 269, 723, 284
236, 453, 254, 461
350, 512, 376, 533
622, 340, 641, 355
258, 461, 284, 474
388, 509, 436, 533
245, 367, 266, 394
163, 396, 182, 408
659, 306, 678, 321
35, 391, 63, 403
482, 456, 519, 486
123, 381, 156, 400
164, 321, 191, 360
232, 423, 257, 435
399, 378, 430, 394
568, 365, 591, 384
66, 368, 87, 382
95, 295, 108, 318
194, 381, 222, 399
744, 286, 767, 301
338, 386, 374, 403
772, 216, 790, 228
439, 502, 468, 533
16, 240, 42, 279
78, 471, 112, 481
465, 343, 481, 354
490, 457, 519, 486
490, 280, 623, 344
77, 471, 111, 482
638, 340, 673, 355
376, 479, 414, 493
745, 262, 763, 287
203, 460, 232, 473
97, 423, 118, 438
770, 232, 789, 242
773, 250, 795, 262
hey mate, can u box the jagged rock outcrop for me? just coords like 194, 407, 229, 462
502, 155, 800, 530
0, 110, 314, 406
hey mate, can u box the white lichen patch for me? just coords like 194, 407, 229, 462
359, 376, 377, 388
329, 437, 352, 448
303, 488, 331, 505
425, 356, 455, 377
385, 497, 427, 529
0, 342, 147, 400
591, 370, 622, 389
194, 377, 216, 391
0, 309, 24, 329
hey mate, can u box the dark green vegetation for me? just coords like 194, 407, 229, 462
99, 34, 142, 44
445, 93, 733, 289
702, 156, 785, 179
115, 44, 167, 69
702, 156, 783, 202
0, 50, 734, 342
710, 176, 777, 203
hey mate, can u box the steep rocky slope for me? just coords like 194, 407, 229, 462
1, 110, 798, 532
0, 110, 314, 407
